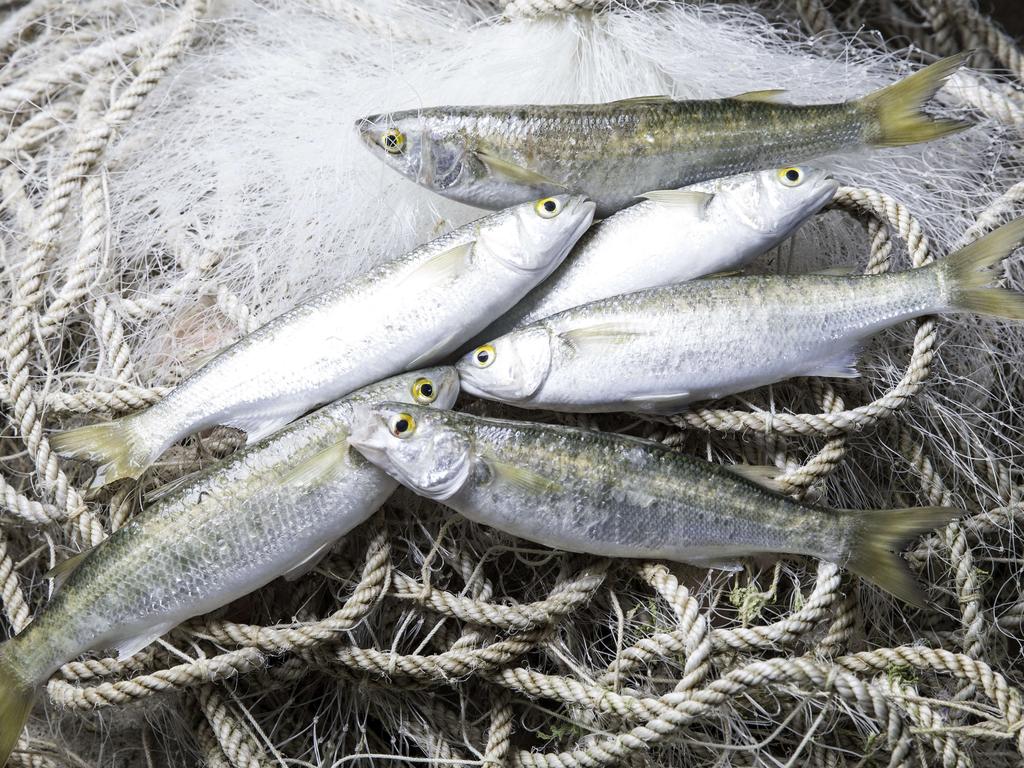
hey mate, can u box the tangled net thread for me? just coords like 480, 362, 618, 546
2, 0, 1024, 766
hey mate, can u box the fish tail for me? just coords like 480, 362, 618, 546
860, 52, 971, 147
937, 216, 1024, 319
0, 642, 36, 768
845, 506, 960, 607
50, 415, 152, 489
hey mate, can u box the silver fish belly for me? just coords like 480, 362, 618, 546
358, 56, 967, 215
1, 368, 458, 695
483, 166, 837, 337
458, 218, 1024, 412
346, 404, 956, 608
52, 196, 596, 487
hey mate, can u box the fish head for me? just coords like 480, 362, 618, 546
348, 403, 473, 501
456, 326, 553, 403
723, 166, 838, 236
353, 366, 461, 410
356, 110, 471, 192
476, 195, 596, 276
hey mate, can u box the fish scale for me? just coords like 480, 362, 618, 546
50, 196, 595, 488
0, 368, 459, 720
347, 404, 958, 608
457, 217, 1024, 413
359, 54, 968, 215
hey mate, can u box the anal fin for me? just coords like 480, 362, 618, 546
806, 347, 862, 379
282, 542, 334, 581
112, 620, 177, 661
683, 557, 744, 572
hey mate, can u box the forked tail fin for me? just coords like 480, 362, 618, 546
845, 506, 961, 607
937, 216, 1024, 320
50, 415, 152, 489
860, 52, 971, 147
0, 643, 36, 768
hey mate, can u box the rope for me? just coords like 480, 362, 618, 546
0, 0, 1022, 766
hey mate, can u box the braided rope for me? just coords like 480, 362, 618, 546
0, 0, 1022, 766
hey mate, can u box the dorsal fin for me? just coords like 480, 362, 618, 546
45, 548, 98, 593
730, 88, 788, 103
608, 95, 673, 106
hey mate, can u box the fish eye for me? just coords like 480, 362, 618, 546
778, 167, 803, 187
473, 343, 496, 368
534, 197, 561, 218
412, 377, 437, 404
389, 412, 416, 438
380, 129, 405, 155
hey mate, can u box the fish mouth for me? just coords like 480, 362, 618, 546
811, 176, 841, 209
346, 405, 391, 467
432, 367, 462, 409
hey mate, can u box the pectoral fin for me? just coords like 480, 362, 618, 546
278, 443, 351, 491
636, 189, 714, 215
558, 322, 649, 353
485, 456, 563, 495
403, 241, 475, 289
473, 148, 565, 188
730, 88, 788, 103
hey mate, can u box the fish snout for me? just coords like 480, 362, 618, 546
346, 405, 389, 461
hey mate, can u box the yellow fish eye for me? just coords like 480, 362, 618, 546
380, 128, 405, 155
411, 377, 437, 404
778, 167, 803, 187
534, 197, 562, 218
389, 412, 416, 438
473, 343, 496, 368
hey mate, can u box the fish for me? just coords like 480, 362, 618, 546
346, 403, 958, 607
456, 216, 1024, 413
357, 54, 969, 216
0, 367, 460, 766
479, 166, 839, 338
51, 195, 596, 488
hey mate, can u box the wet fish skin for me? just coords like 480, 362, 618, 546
0, 368, 459, 765
51, 196, 596, 488
358, 54, 968, 216
482, 166, 838, 337
347, 403, 956, 606
457, 217, 1024, 413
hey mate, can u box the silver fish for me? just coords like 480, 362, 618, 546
457, 217, 1024, 413
482, 166, 838, 338
347, 404, 956, 606
358, 54, 967, 215
0, 367, 459, 765
52, 195, 595, 487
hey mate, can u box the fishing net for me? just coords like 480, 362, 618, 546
2, 0, 1023, 765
